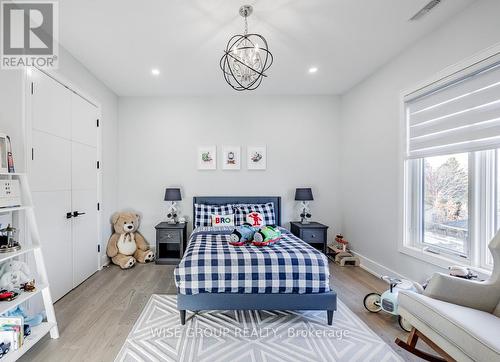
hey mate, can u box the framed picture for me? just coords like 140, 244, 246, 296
222, 146, 241, 170
247, 146, 267, 170
197, 146, 217, 170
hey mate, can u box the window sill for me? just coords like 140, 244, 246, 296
399, 244, 492, 279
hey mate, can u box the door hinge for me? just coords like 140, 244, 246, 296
96, 119, 99, 127
31, 82, 34, 95
31, 148, 34, 160
97, 202, 100, 211
97, 245, 101, 253
97, 161, 100, 169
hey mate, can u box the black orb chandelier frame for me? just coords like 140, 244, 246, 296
220, 5, 274, 91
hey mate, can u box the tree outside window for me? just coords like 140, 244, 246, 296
423, 154, 469, 254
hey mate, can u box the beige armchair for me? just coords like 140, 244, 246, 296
396, 231, 500, 361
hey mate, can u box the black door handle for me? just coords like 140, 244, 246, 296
66, 212, 73, 219
73, 211, 86, 217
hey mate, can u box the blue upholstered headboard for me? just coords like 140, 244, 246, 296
192, 196, 282, 228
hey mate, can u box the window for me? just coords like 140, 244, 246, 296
404, 52, 500, 271
423, 153, 469, 256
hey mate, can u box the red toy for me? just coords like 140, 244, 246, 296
247, 212, 263, 227
335, 234, 349, 252
0, 290, 18, 301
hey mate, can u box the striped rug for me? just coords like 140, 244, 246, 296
115, 294, 402, 362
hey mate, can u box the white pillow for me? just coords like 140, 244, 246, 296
211, 214, 235, 227
246, 212, 265, 227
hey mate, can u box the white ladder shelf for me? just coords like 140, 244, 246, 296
0, 172, 59, 361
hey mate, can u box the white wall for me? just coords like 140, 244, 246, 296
0, 46, 119, 266
339, 0, 500, 282
0, 70, 24, 169
118, 96, 341, 243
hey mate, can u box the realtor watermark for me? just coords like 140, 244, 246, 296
150, 326, 349, 341
1, 1, 58, 69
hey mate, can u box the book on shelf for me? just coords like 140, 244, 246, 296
0, 316, 24, 350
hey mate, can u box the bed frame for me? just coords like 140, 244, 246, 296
176, 196, 337, 325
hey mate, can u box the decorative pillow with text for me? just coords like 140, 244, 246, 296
211, 214, 235, 227
194, 203, 234, 227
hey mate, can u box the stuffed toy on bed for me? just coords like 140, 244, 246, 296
253, 226, 281, 246
229, 224, 258, 246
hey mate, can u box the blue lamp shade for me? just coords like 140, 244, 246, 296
295, 188, 314, 201
164, 188, 182, 201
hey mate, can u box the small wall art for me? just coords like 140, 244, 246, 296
222, 145, 241, 170
247, 146, 266, 170
197, 146, 217, 170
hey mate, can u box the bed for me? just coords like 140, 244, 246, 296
174, 196, 337, 325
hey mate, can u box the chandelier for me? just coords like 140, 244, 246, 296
220, 5, 273, 91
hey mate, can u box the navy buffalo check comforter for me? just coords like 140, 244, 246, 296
174, 226, 330, 295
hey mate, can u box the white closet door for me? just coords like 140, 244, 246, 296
31, 130, 71, 192
71, 94, 98, 286
33, 191, 73, 302
31, 71, 71, 139
31, 70, 74, 302
72, 189, 98, 286
30, 69, 99, 301
71, 93, 98, 147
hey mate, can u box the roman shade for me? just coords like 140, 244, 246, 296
405, 53, 500, 159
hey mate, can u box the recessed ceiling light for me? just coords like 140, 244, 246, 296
151, 68, 160, 76
308, 67, 318, 74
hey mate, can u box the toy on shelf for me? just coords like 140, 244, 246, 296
4, 305, 44, 327
0, 224, 21, 253
20, 280, 36, 292
327, 234, 360, 266
335, 234, 349, 252
0, 259, 32, 291
253, 226, 281, 246
0, 290, 18, 302
363, 276, 424, 332
0, 341, 10, 358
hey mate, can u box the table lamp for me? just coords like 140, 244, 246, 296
164, 188, 182, 224
295, 188, 313, 224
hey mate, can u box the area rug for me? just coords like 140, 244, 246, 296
115, 295, 402, 362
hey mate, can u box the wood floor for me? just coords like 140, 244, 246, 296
20, 262, 421, 362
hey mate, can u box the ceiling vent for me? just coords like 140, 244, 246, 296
409, 0, 442, 21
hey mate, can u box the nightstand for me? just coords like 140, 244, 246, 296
290, 221, 328, 254
154, 222, 187, 264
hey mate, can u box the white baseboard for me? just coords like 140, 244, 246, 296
350, 250, 409, 280
100, 256, 110, 269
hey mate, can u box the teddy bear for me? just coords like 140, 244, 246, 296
106, 211, 155, 269
0, 260, 32, 290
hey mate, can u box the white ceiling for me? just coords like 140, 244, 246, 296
59, 0, 474, 96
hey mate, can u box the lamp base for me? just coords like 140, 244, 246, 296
166, 216, 177, 224
300, 218, 310, 225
